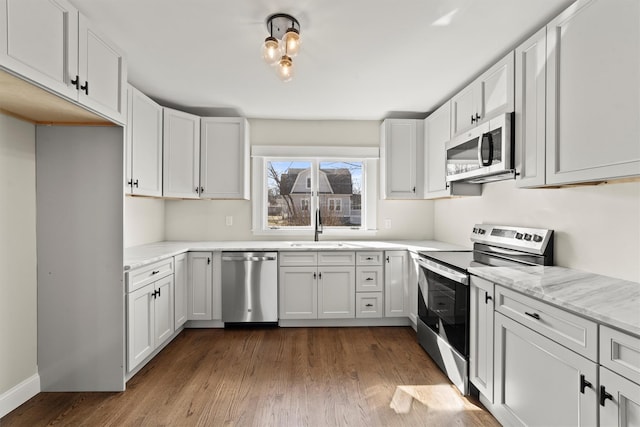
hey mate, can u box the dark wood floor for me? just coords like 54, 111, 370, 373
2, 327, 499, 426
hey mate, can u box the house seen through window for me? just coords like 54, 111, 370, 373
266, 160, 363, 229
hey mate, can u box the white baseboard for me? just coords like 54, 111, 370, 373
0, 373, 40, 418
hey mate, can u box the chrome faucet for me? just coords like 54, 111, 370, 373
314, 208, 323, 241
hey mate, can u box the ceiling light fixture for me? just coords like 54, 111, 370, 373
262, 13, 301, 82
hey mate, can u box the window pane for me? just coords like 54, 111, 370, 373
267, 161, 312, 227
318, 161, 362, 227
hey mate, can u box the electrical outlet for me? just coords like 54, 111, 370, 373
225, 216, 233, 226
384, 219, 392, 229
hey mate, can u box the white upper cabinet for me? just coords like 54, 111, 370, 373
545, 0, 640, 184
77, 13, 126, 123
424, 103, 451, 198
515, 27, 547, 188
200, 117, 250, 200
380, 119, 424, 199
0, 0, 78, 100
0, 0, 126, 123
163, 108, 200, 199
126, 85, 163, 196
451, 52, 514, 137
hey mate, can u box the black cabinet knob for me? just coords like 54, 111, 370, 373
80, 81, 89, 95
600, 386, 613, 406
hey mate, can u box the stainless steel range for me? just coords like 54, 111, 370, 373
416, 224, 554, 394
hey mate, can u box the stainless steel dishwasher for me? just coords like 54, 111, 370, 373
221, 252, 278, 325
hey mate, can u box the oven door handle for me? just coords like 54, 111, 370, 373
417, 257, 468, 285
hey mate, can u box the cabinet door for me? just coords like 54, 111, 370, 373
384, 251, 409, 317
493, 312, 598, 427
200, 117, 249, 199
173, 253, 188, 329
479, 51, 514, 121
424, 102, 451, 198
600, 367, 640, 427
153, 275, 174, 345
0, 0, 78, 100
127, 86, 163, 196
187, 252, 212, 320
77, 13, 126, 123
469, 276, 494, 402
451, 84, 477, 136
163, 108, 200, 199
127, 283, 154, 372
515, 27, 547, 188
318, 266, 355, 319
381, 119, 423, 199
546, 0, 640, 184
407, 252, 420, 327
279, 267, 317, 319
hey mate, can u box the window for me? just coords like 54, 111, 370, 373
252, 146, 378, 235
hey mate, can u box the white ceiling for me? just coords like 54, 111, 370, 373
70, 0, 573, 120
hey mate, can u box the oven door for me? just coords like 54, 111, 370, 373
417, 257, 469, 357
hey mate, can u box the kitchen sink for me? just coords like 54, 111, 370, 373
287, 241, 363, 249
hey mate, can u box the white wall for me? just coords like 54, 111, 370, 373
124, 196, 165, 247
164, 119, 435, 241
0, 114, 38, 397
434, 179, 640, 282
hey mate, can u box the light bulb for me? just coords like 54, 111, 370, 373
277, 55, 294, 82
282, 28, 300, 57
262, 36, 280, 65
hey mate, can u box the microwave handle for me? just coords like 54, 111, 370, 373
478, 132, 494, 166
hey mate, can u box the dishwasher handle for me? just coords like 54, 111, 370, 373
222, 255, 277, 262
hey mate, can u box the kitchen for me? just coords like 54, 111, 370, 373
1, 0, 639, 425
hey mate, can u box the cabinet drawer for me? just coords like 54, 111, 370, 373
279, 251, 318, 266
495, 286, 598, 361
317, 251, 355, 266
356, 292, 383, 318
356, 266, 383, 292
356, 251, 384, 266
127, 258, 174, 293
600, 325, 640, 385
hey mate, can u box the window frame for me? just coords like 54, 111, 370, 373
251, 146, 379, 237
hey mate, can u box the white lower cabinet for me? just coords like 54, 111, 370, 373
127, 274, 174, 372
279, 251, 356, 320
356, 292, 383, 318
384, 251, 409, 317
279, 267, 318, 319
469, 275, 494, 402
600, 367, 640, 427
187, 251, 213, 320
493, 312, 598, 426
318, 266, 355, 319
173, 253, 188, 329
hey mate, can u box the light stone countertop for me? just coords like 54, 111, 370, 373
468, 265, 640, 337
123, 239, 470, 271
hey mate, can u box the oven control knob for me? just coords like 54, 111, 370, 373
524, 233, 532, 241
515, 232, 523, 239
478, 229, 486, 235
533, 234, 543, 242
473, 228, 478, 233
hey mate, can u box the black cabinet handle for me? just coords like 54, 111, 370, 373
365, 304, 373, 307
207, 257, 211, 265
386, 256, 390, 263
71, 75, 80, 90
127, 179, 133, 187
313, 272, 317, 279
580, 375, 593, 394
366, 277, 374, 281
600, 386, 613, 406
80, 81, 89, 95
151, 289, 158, 299
412, 186, 416, 193
318, 272, 322, 279
151, 270, 159, 275
475, 113, 481, 121
195, 187, 200, 194
485, 293, 492, 304
157, 288, 161, 298
525, 311, 540, 320
199, 186, 204, 194
471, 115, 476, 124
366, 257, 373, 260
133, 179, 139, 188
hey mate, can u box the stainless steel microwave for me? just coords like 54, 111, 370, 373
445, 113, 515, 183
